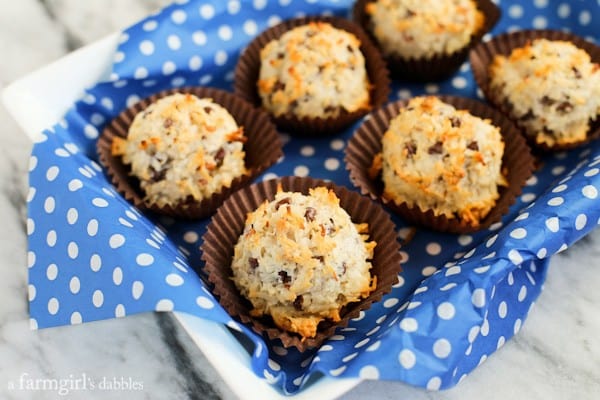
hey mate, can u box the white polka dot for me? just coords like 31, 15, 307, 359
545, 217, 559, 232
143, 20, 157, 31
243, 19, 258, 36
514, 318, 522, 334
69, 276, 80, 294
54, 147, 70, 157
136, 253, 154, 266
399, 349, 416, 369
115, 304, 126, 318
359, 366, 379, 380
132, 281, 144, 300
508, 4, 523, 18
68, 179, 83, 192
166, 273, 184, 287
433, 339, 451, 359
480, 318, 490, 336
330, 139, 345, 151
472, 288, 486, 307
162, 61, 176, 75
90, 254, 102, 272
324, 158, 340, 171
399, 318, 418, 332
46, 230, 57, 247
458, 235, 473, 246
188, 55, 203, 72
199, 4, 215, 19
425, 83, 439, 93
46, 263, 58, 281
498, 301, 508, 318
267, 15, 282, 27
156, 299, 174, 311
421, 266, 437, 276
355, 338, 371, 348
134, 67, 149, 80
166, 35, 181, 52
199, 74, 212, 85
497, 336, 506, 350
547, 197, 564, 206
92, 198, 109, 208
87, 219, 99, 236
70, 312, 82, 325
585, 168, 599, 177
192, 30, 207, 45
27, 187, 36, 203
228, 0, 241, 14
27, 219, 35, 235
47, 298, 59, 315
67, 242, 79, 259
196, 296, 214, 309
28, 284, 36, 301
521, 193, 536, 203
552, 184, 568, 193
518, 285, 527, 302
537, 247, 547, 259
109, 234, 125, 249
508, 249, 523, 265
92, 290, 104, 308
532, 16, 548, 29
399, 251, 409, 264
300, 146, 315, 157
437, 302, 456, 320
218, 25, 233, 41
294, 165, 309, 177
29, 155, 38, 172
445, 266, 461, 277
582, 185, 598, 199
139, 40, 155, 55
27, 251, 36, 268
451, 76, 467, 89
579, 10, 592, 25
534, 0, 548, 7
253, 0, 267, 9
575, 214, 587, 231
215, 50, 228, 66
46, 166, 59, 181
427, 377, 442, 391
510, 228, 527, 239
440, 283, 457, 291
44, 197, 55, 213
557, 3, 570, 18
426, 242, 442, 255
171, 9, 187, 24
383, 298, 399, 308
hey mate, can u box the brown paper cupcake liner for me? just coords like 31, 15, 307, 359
470, 29, 600, 152
233, 16, 390, 136
201, 176, 401, 352
345, 95, 535, 233
97, 87, 283, 219
353, 0, 500, 82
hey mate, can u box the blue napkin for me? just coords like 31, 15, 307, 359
27, 0, 600, 395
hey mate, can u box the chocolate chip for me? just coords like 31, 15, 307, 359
273, 80, 285, 92
163, 118, 173, 129
324, 105, 337, 114
249, 257, 259, 269
203, 106, 213, 114
540, 96, 555, 106
312, 255, 324, 263
293, 295, 304, 311
149, 166, 167, 182
428, 141, 443, 155
342, 262, 347, 275
214, 147, 225, 168
278, 270, 291, 284
289, 99, 299, 111
346, 44, 354, 53
572, 67, 582, 79
449, 116, 462, 128
519, 109, 535, 121
556, 101, 573, 114
406, 9, 416, 17
277, 52, 284, 59
405, 141, 417, 157
275, 197, 291, 210
304, 207, 317, 222
467, 141, 479, 151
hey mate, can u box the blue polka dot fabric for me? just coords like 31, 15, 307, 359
27, 0, 600, 395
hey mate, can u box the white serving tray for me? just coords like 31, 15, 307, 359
2, 33, 361, 400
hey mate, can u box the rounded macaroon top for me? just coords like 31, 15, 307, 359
366, 0, 484, 59
230, 186, 376, 339
380, 96, 507, 226
111, 93, 247, 208
257, 21, 371, 119
489, 38, 600, 147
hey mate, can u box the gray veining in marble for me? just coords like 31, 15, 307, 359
1, 1, 599, 400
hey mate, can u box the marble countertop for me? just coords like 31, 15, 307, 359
1, 1, 599, 399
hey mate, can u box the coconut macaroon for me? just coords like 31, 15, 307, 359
380, 96, 507, 227
257, 22, 371, 119
230, 187, 376, 339
489, 39, 600, 148
365, 0, 484, 59
111, 93, 246, 208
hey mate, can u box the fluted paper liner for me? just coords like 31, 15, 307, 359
234, 16, 390, 136
353, 0, 500, 82
201, 176, 401, 352
470, 29, 600, 152
345, 95, 535, 233
97, 87, 283, 219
